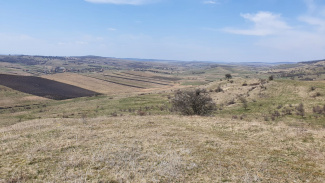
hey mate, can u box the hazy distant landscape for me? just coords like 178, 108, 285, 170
1, 54, 325, 182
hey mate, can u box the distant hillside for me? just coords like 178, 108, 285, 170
299, 59, 325, 64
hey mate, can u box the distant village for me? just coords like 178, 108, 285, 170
46, 66, 104, 74
23, 66, 106, 75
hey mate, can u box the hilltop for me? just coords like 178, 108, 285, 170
0, 55, 325, 182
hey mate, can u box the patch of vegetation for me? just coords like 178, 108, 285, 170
172, 89, 216, 115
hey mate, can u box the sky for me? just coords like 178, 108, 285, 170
1, 0, 325, 62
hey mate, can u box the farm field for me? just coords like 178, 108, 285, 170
0, 55, 325, 182
0, 74, 100, 100
42, 73, 143, 94
85, 72, 176, 90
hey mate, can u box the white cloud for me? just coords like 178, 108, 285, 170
224, 11, 291, 36
255, 29, 325, 61
219, 1, 325, 61
299, 0, 325, 31
304, 0, 317, 13
299, 16, 325, 31
304, 0, 325, 16
84, 0, 156, 5
76, 41, 88, 45
107, 28, 117, 31
203, 1, 218, 4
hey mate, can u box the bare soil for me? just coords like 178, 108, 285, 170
0, 74, 100, 100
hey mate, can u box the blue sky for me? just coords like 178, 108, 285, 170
1, 0, 325, 62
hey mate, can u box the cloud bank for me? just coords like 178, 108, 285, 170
220, 0, 325, 61
224, 11, 291, 36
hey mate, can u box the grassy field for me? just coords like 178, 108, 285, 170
1, 57, 325, 182
1, 116, 324, 182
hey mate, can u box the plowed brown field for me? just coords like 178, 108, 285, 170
0, 74, 100, 100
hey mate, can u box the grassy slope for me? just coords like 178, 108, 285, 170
0, 92, 171, 128
1, 63, 325, 182
1, 116, 324, 182
208, 78, 325, 127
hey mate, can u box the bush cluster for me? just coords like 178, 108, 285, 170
313, 105, 325, 115
172, 89, 216, 116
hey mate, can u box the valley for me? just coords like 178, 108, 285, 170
0, 55, 325, 182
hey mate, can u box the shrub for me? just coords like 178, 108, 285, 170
269, 75, 274, 81
225, 74, 232, 79
315, 92, 322, 97
313, 105, 325, 115
296, 103, 305, 117
227, 99, 235, 105
282, 108, 292, 115
137, 110, 146, 116
313, 106, 323, 114
272, 110, 281, 118
215, 85, 223, 93
239, 97, 248, 110
111, 112, 118, 117
240, 115, 246, 120
159, 106, 165, 111
172, 89, 216, 116
310, 86, 316, 91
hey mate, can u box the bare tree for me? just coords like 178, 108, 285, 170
172, 89, 216, 115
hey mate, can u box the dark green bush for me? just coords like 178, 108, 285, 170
225, 74, 232, 79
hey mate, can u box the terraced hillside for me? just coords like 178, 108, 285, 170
84, 71, 180, 90
42, 73, 142, 94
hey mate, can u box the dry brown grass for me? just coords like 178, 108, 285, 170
208, 78, 265, 106
42, 73, 141, 94
1, 115, 324, 182
0, 86, 49, 108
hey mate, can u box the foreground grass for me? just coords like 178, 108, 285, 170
0, 93, 171, 128
1, 115, 324, 182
